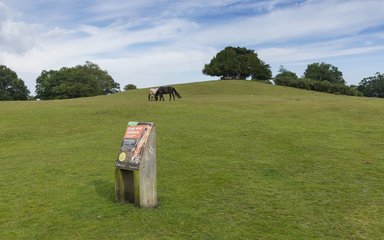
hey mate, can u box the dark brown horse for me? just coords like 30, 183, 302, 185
155, 86, 182, 101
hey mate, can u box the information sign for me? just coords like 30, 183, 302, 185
116, 122, 153, 170
115, 121, 157, 208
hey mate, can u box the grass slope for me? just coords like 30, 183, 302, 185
1, 80, 384, 239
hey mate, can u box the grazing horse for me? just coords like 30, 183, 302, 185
148, 88, 158, 101
155, 86, 182, 101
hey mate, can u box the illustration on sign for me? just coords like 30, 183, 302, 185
116, 122, 153, 170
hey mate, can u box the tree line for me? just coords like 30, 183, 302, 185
0, 61, 130, 101
1, 46, 384, 100
203, 46, 384, 98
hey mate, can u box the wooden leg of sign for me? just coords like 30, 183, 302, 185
115, 169, 136, 203
133, 170, 140, 206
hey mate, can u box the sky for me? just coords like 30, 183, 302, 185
1, 0, 384, 94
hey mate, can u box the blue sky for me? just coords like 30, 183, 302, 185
1, 0, 384, 93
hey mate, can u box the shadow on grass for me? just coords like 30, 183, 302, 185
93, 179, 115, 203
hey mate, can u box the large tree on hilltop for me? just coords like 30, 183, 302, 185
35, 61, 120, 100
0, 65, 30, 100
202, 46, 272, 80
304, 62, 345, 84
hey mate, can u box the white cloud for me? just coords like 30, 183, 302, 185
0, 2, 42, 54
259, 33, 384, 63
191, 0, 384, 46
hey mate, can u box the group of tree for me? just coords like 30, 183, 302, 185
203, 47, 383, 98
35, 61, 120, 100
0, 61, 121, 101
274, 64, 361, 96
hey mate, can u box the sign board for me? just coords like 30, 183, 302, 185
115, 122, 153, 170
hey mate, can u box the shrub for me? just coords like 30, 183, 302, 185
124, 84, 137, 91
274, 77, 362, 96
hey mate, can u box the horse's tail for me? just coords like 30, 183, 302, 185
173, 88, 182, 98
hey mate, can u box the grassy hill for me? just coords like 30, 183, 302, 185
1, 80, 383, 239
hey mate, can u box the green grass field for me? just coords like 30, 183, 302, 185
1, 80, 384, 239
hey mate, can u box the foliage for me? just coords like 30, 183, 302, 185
0, 65, 30, 100
357, 72, 384, 98
124, 84, 137, 91
304, 62, 345, 84
274, 65, 298, 83
35, 61, 120, 99
1, 81, 384, 239
274, 77, 362, 96
202, 46, 272, 80
275, 65, 360, 96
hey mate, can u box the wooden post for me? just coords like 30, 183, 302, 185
115, 122, 157, 208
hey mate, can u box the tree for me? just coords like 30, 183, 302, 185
274, 65, 298, 85
202, 46, 272, 80
357, 72, 384, 98
303, 62, 345, 84
35, 61, 120, 100
124, 84, 137, 91
0, 65, 30, 100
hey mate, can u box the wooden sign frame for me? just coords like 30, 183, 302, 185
115, 122, 157, 208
